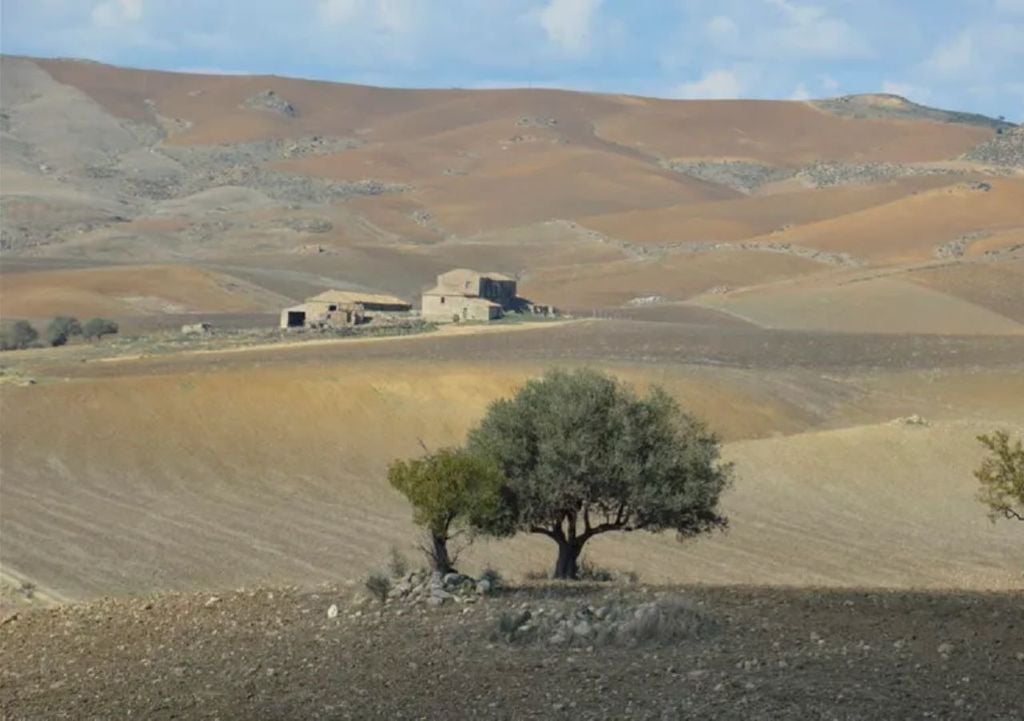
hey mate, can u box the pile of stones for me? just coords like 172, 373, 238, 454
491, 597, 719, 648
391, 570, 495, 607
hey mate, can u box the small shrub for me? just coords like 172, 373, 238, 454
612, 599, 719, 647
18, 580, 37, 599
492, 609, 534, 644
0, 320, 39, 351
364, 572, 392, 604
387, 547, 409, 578
82, 317, 119, 340
577, 558, 615, 582
480, 565, 503, 588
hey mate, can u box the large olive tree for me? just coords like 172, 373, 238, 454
468, 368, 733, 579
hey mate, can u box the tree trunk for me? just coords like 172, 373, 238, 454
429, 533, 454, 575
552, 539, 582, 580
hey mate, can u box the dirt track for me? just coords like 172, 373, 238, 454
2, 584, 1022, 720
38, 319, 1024, 380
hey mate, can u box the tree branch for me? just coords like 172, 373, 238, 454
578, 520, 626, 544
1002, 507, 1024, 522
529, 525, 558, 540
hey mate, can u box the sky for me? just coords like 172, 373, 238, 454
2, 0, 1023, 121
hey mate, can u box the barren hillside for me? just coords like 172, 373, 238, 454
1, 55, 1021, 332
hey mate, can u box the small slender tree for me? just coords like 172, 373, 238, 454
468, 368, 733, 579
975, 431, 1024, 523
388, 447, 512, 575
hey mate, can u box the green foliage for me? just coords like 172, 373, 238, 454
0, 320, 39, 351
468, 368, 733, 578
45, 316, 83, 347
364, 572, 392, 604
388, 447, 510, 537
975, 431, 1024, 522
82, 317, 119, 340
388, 446, 513, 573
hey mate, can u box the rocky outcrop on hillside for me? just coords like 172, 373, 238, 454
796, 161, 959, 187
813, 94, 1013, 131
963, 127, 1024, 168
662, 160, 796, 193
242, 90, 298, 117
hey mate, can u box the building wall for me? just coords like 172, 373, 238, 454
422, 294, 500, 322
479, 278, 517, 308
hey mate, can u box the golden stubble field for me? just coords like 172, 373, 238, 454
2, 324, 1022, 605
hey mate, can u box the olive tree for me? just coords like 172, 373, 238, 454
82, 318, 119, 340
388, 447, 512, 575
468, 368, 733, 579
45, 316, 82, 347
0, 320, 39, 351
975, 431, 1024, 523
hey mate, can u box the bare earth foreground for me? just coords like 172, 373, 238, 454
2, 585, 1023, 720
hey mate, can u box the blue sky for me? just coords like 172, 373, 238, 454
3, 0, 1023, 120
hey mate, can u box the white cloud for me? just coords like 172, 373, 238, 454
91, 0, 143, 28
317, 0, 415, 34
538, 0, 602, 56
789, 82, 811, 100
319, 0, 361, 24
673, 68, 746, 99
704, 15, 738, 44
763, 0, 872, 59
881, 80, 930, 103
819, 74, 840, 93
925, 31, 974, 78
995, 0, 1024, 15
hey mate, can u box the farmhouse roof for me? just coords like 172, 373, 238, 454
306, 290, 410, 306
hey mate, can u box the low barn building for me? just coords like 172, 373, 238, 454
421, 269, 517, 323
281, 290, 411, 329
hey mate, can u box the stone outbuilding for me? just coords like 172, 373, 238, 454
421, 269, 518, 323
281, 290, 411, 329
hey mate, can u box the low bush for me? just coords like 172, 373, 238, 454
479, 565, 503, 588
387, 547, 409, 578
612, 599, 719, 647
364, 572, 392, 604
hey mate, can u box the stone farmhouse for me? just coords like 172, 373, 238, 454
420, 268, 548, 322
280, 290, 412, 329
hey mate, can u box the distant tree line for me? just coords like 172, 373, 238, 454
0, 316, 118, 351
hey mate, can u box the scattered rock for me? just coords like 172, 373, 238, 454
892, 415, 929, 427
181, 322, 212, 336
243, 90, 298, 117
203, 596, 221, 608
327, 604, 339, 619
662, 160, 795, 194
